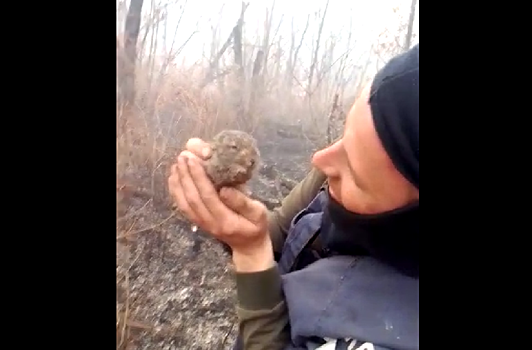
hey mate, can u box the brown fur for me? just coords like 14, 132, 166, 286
204, 130, 260, 190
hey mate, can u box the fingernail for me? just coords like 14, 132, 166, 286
201, 148, 210, 158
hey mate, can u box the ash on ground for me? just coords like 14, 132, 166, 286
117, 123, 320, 350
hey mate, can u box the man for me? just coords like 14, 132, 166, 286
168, 45, 419, 350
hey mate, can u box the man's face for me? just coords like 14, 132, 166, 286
312, 83, 419, 214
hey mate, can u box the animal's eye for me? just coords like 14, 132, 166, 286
230, 145, 238, 150
250, 159, 255, 165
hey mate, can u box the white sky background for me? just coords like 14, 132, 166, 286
117, 0, 418, 96
117, 0, 418, 63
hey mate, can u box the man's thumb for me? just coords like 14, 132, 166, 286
185, 138, 211, 159
219, 187, 248, 213
219, 187, 265, 223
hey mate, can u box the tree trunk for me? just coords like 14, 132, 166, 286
118, 0, 144, 107
404, 0, 417, 51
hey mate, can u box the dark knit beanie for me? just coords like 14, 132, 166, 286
369, 45, 419, 189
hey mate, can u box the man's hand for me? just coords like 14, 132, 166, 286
168, 148, 273, 268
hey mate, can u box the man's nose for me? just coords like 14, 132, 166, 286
311, 141, 342, 177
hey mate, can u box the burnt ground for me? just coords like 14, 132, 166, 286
117, 122, 322, 350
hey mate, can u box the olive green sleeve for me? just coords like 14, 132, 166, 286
236, 266, 290, 350
268, 167, 327, 253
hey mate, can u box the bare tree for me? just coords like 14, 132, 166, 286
201, 2, 250, 88
116, 0, 417, 142
404, 0, 418, 51
232, 2, 246, 81
374, 4, 418, 71
307, 0, 330, 97
117, 0, 145, 107
285, 15, 310, 93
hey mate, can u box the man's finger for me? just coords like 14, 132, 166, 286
220, 187, 264, 223
185, 155, 231, 220
167, 172, 179, 197
177, 155, 215, 224
170, 171, 200, 224
186, 138, 211, 159
170, 163, 179, 175
168, 164, 181, 200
